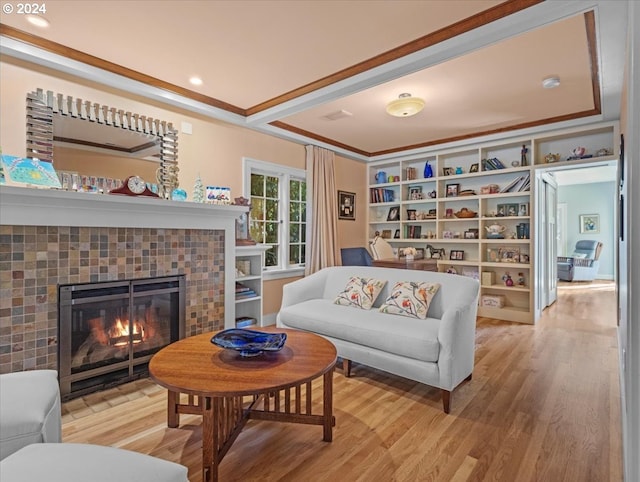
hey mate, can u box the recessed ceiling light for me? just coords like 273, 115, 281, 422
542, 76, 561, 89
26, 15, 50, 28
189, 77, 203, 86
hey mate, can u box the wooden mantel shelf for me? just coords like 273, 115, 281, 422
0, 185, 246, 230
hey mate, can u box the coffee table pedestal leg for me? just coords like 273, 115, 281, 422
323, 368, 334, 442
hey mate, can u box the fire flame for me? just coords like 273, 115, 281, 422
108, 318, 144, 346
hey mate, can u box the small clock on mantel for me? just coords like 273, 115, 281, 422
109, 175, 159, 197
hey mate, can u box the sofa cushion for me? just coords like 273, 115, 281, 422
333, 276, 386, 310
279, 299, 440, 362
379, 281, 440, 319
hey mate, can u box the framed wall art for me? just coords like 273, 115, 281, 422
338, 190, 356, 220
579, 214, 600, 234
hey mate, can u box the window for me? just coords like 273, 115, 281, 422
244, 158, 307, 277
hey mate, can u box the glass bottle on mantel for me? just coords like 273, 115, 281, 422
424, 161, 433, 178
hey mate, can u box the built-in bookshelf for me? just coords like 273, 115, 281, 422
367, 122, 618, 323
234, 245, 270, 328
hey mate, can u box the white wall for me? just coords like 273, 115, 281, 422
557, 181, 616, 279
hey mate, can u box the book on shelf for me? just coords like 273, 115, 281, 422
369, 188, 395, 203
482, 157, 505, 170
236, 317, 257, 328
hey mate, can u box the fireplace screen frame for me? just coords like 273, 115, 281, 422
58, 275, 185, 400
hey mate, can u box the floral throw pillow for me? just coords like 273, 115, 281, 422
334, 277, 387, 310
379, 281, 440, 319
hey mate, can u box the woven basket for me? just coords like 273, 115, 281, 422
454, 208, 477, 218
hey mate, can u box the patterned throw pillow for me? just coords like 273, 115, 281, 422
379, 281, 440, 319
334, 277, 387, 310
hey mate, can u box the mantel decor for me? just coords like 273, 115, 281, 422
233, 196, 256, 245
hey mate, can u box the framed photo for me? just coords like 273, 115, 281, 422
487, 248, 500, 262
469, 163, 479, 173
445, 208, 454, 219
338, 190, 356, 220
442, 230, 454, 239
498, 247, 520, 263
450, 250, 464, 261
580, 214, 600, 234
393, 229, 400, 239
518, 203, 529, 216
427, 208, 437, 218
497, 203, 518, 217
442, 167, 453, 176
387, 206, 400, 221
408, 185, 423, 200
464, 229, 478, 239
381, 229, 392, 239
446, 183, 460, 197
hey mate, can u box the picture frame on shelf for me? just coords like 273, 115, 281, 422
442, 230, 454, 239
338, 190, 356, 220
381, 229, 392, 239
442, 167, 453, 176
427, 208, 437, 218
464, 229, 478, 239
487, 248, 500, 263
393, 229, 400, 239
408, 185, 423, 200
498, 247, 520, 263
518, 203, 529, 216
449, 250, 464, 261
387, 206, 400, 221
497, 203, 518, 217
446, 183, 460, 197
445, 208, 454, 218
579, 214, 600, 234
469, 163, 479, 173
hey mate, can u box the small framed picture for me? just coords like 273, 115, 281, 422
393, 229, 400, 239
498, 247, 520, 263
381, 229, 392, 239
497, 203, 518, 217
450, 250, 464, 261
387, 206, 400, 221
464, 230, 478, 239
408, 185, 423, 200
579, 214, 600, 233
428, 208, 437, 218
442, 230, 454, 239
338, 190, 356, 220
443, 167, 453, 176
446, 183, 460, 197
445, 208, 454, 218
518, 203, 529, 216
469, 163, 479, 173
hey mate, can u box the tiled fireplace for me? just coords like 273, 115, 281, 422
0, 186, 245, 377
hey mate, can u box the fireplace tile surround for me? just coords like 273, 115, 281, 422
0, 185, 245, 375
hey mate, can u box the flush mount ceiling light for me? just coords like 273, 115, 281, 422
26, 15, 50, 28
542, 76, 561, 89
189, 76, 203, 86
386, 93, 425, 117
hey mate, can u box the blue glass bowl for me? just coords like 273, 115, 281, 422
211, 328, 287, 357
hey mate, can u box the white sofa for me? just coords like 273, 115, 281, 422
277, 266, 479, 413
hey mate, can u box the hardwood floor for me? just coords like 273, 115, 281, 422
61, 281, 622, 481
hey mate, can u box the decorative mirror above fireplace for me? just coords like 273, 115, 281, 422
25, 88, 179, 198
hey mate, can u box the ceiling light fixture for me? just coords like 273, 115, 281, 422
542, 76, 561, 89
386, 93, 425, 117
189, 76, 203, 86
26, 15, 50, 28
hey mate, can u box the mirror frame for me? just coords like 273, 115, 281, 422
26, 88, 179, 198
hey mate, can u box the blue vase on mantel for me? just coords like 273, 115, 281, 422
424, 161, 433, 178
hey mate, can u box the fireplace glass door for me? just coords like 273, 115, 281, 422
58, 276, 185, 400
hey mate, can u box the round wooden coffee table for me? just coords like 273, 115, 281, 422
149, 327, 337, 482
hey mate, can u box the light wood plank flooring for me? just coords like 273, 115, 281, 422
61, 281, 622, 481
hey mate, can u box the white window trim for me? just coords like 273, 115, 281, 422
242, 157, 308, 276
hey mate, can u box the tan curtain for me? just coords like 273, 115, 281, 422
305, 145, 339, 275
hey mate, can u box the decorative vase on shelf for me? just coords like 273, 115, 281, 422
424, 161, 433, 178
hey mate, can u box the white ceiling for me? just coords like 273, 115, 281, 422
0, 0, 629, 161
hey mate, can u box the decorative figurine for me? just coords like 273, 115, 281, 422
455, 166, 463, 175
502, 272, 514, 287
521, 144, 528, 166
193, 175, 205, 203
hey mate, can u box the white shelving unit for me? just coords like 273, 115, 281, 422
367, 122, 617, 324
234, 245, 270, 328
